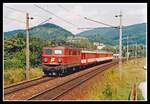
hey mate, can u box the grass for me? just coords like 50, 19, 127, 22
4, 67, 43, 86
86, 58, 146, 100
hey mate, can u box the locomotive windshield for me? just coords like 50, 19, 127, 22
44, 49, 52, 55
54, 49, 62, 54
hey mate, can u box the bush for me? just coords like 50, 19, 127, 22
4, 68, 43, 85
102, 83, 112, 99
4, 68, 26, 85
4, 50, 25, 70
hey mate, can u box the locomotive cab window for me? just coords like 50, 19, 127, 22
54, 49, 63, 54
44, 49, 52, 55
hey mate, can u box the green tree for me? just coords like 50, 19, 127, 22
4, 32, 53, 69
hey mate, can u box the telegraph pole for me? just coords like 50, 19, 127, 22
26, 13, 33, 80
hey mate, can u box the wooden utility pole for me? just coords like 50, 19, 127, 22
26, 13, 30, 80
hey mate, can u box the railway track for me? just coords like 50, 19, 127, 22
27, 60, 118, 100
4, 76, 54, 95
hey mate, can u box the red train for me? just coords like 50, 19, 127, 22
42, 46, 113, 76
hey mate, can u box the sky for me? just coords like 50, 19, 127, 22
3, 3, 147, 34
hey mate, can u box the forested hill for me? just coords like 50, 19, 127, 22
4, 23, 146, 45
77, 23, 146, 45
4, 23, 74, 41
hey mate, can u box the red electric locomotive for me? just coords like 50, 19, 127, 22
42, 46, 113, 76
42, 46, 81, 76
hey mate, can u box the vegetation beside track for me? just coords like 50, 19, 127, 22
86, 58, 146, 100
4, 67, 43, 86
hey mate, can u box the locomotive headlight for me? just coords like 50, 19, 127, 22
44, 58, 48, 62
58, 58, 62, 63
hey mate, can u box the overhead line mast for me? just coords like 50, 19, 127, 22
115, 11, 123, 63
25, 13, 33, 80
127, 35, 129, 61
115, 11, 123, 80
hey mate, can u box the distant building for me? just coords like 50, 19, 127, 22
93, 42, 105, 50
